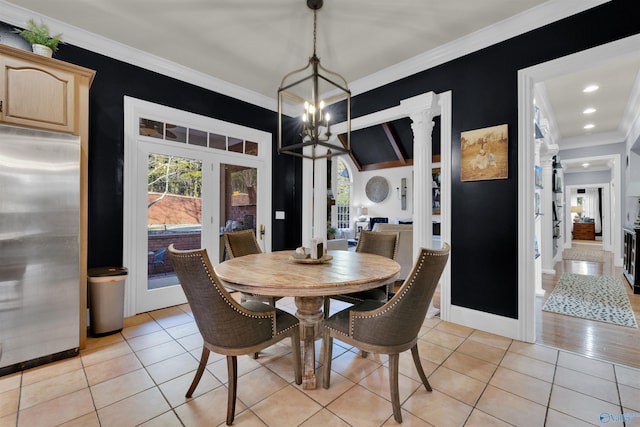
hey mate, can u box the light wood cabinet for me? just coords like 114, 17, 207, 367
0, 44, 93, 134
0, 44, 95, 347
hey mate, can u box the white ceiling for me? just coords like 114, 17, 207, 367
539, 51, 640, 174
3, 0, 548, 97
2, 0, 638, 175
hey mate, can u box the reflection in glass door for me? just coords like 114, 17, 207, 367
147, 153, 202, 290
219, 164, 260, 262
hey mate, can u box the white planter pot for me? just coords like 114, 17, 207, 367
31, 44, 53, 57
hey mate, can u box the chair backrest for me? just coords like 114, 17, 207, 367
351, 243, 450, 346
372, 223, 413, 280
167, 244, 274, 349
355, 230, 399, 260
224, 229, 262, 259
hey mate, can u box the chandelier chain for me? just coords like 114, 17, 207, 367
313, 9, 317, 57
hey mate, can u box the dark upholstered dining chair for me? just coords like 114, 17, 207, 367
323, 230, 399, 317
223, 229, 262, 259
321, 243, 450, 423
168, 244, 302, 425
223, 229, 280, 307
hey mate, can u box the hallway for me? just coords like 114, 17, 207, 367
537, 244, 640, 369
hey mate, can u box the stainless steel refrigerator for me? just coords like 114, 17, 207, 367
0, 124, 80, 373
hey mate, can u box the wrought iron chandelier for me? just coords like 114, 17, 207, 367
277, 0, 351, 160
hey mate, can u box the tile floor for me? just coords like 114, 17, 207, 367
1, 297, 640, 427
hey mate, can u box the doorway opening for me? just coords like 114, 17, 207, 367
518, 36, 636, 345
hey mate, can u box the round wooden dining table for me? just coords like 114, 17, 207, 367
214, 250, 400, 389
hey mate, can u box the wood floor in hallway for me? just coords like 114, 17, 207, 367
537, 242, 640, 369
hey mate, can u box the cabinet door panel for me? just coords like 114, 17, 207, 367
1, 57, 75, 133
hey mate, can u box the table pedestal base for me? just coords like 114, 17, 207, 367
294, 296, 324, 389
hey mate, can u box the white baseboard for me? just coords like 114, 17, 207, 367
448, 304, 523, 341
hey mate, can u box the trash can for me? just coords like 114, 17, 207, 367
88, 266, 128, 336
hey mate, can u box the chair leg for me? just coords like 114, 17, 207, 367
291, 327, 302, 385
389, 353, 402, 423
411, 344, 432, 392
186, 346, 210, 398
321, 331, 333, 389
323, 297, 331, 319
226, 355, 238, 426
253, 295, 277, 359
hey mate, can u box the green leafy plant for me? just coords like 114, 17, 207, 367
327, 226, 337, 239
13, 19, 62, 52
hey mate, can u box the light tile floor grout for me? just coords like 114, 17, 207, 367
1, 296, 640, 426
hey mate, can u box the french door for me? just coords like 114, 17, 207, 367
123, 97, 271, 315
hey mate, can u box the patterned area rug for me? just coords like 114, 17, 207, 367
543, 273, 638, 328
562, 248, 605, 262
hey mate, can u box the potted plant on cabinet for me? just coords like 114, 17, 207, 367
327, 226, 337, 240
13, 19, 62, 58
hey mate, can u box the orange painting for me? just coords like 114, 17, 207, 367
460, 124, 508, 181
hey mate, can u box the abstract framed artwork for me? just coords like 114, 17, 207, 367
461, 124, 508, 182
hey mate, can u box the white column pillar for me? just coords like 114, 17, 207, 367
302, 147, 329, 246
401, 93, 439, 318
401, 93, 439, 257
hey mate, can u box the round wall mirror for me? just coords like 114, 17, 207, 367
365, 176, 389, 203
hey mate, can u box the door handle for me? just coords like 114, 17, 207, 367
259, 224, 265, 240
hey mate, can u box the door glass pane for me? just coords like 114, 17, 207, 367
188, 128, 207, 146
209, 133, 226, 150
165, 124, 187, 142
148, 153, 202, 289
220, 164, 257, 262
228, 137, 244, 153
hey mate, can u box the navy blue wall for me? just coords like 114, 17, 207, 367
48, 47, 304, 266
3, 0, 638, 319
349, 0, 639, 318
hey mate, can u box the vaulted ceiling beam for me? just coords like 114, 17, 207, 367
382, 122, 407, 164
359, 159, 414, 171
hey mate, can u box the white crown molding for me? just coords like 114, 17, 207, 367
0, 0, 278, 112
559, 130, 625, 150
1, 0, 608, 112
348, 0, 609, 97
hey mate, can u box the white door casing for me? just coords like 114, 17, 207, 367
123, 97, 272, 315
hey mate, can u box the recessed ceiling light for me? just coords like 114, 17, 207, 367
583, 107, 596, 114
584, 124, 595, 130
583, 85, 599, 93
582, 162, 590, 168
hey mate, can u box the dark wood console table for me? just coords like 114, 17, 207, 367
573, 222, 595, 240
623, 225, 640, 294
